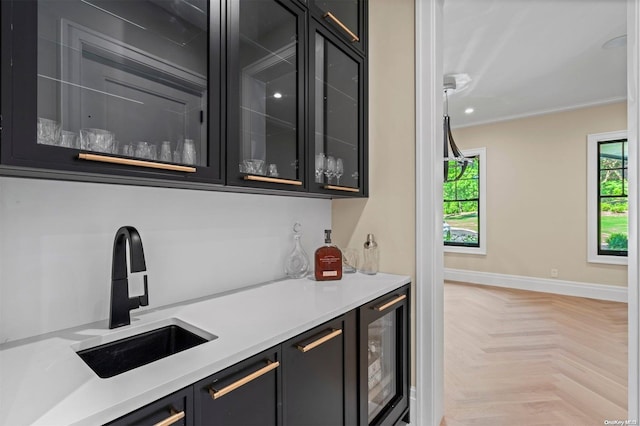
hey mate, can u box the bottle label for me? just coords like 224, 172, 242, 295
322, 270, 338, 277
320, 255, 341, 265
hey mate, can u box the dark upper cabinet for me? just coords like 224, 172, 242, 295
308, 21, 367, 197
282, 312, 357, 426
106, 386, 193, 426
308, 0, 366, 55
194, 346, 282, 426
359, 285, 410, 426
1, 0, 223, 185
1, 0, 367, 197
226, 0, 307, 192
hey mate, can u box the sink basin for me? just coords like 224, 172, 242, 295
77, 325, 210, 378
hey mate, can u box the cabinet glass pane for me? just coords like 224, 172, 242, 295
37, 0, 208, 166
367, 312, 396, 422
313, 0, 359, 41
237, 0, 299, 180
314, 34, 359, 188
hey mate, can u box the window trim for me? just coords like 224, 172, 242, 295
587, 130, 628, 265
444, 147, 486, 255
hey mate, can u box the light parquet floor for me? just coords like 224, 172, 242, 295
441, 281, 628, 426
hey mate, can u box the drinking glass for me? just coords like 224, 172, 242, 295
268, 163, 279, 177
342, 248, 359, 273
80, 128, 115, 153
60, 131, 77, 148
160, 141, 172, 162
135, 141, 151, 159
121, 143, 133, 157
182, 139, 197, 165
336, 158, 344, 185
148, 143, 157, 160
37, 118, 61, 146
325, 155, 337, 184
315, 153, 326, 183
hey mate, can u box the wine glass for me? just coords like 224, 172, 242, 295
325, 156, 337, 184
315, 153, 326, 183
336, 158, 344, 185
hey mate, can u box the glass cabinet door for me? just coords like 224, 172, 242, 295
359, 288, 409, 425
309, 0, 365, 54
4, 0, 222, 183
309, 23, 365, 196
227, 0, 306, 190
367, 313, 397, 422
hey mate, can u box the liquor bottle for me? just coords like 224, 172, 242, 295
314, 229, 343, 281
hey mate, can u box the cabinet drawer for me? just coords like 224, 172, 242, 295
106, 386, 193, 426
194, 346, 282, 426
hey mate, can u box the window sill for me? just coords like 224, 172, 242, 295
444, 245, 486, 255
587, 255, 628, 266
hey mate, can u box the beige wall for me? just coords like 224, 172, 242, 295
332, 0, 416, 279
445, 102, 628, 286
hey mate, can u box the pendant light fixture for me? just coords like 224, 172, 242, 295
443, 77, 471, 182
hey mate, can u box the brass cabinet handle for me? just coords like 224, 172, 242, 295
244, 175, 303, 186
209, 360, 280, 400
323, 185, 360, 193
373, 294, 407, 312
153, 410, 185, 426
323, 11, 360, 42
78, 153, 197, 173
296, 329, 342, 353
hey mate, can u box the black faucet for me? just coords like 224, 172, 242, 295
109, 226, 149, 329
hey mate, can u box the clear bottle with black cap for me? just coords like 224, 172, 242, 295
361, 233, 379, 275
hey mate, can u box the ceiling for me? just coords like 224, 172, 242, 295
443, 0, 627, 128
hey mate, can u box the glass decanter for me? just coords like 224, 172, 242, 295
285, 222, 310, 278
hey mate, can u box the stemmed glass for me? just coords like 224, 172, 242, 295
336, 158, 344, 185
325, 156, 337, 184
315, 153, 326, 183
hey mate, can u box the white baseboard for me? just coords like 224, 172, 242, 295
444, 268, 628, 302
409, 386, 416, 425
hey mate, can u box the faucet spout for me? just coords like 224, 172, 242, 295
109, 226, 149, 329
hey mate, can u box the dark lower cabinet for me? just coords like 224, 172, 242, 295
106, 386, 193, 426
359, 285, 410, 426
102, 285, 409, 426
194, 347, 282, 426
282, 312, 357, 426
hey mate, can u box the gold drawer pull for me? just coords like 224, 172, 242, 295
323, 185, 360, 193
153, 409, 185, 426
78, 153, 197, 173
297, 329, 342, 353
209, 360, 280, 400
374, 294, 407, 312
323, 11, 360, 42
244, 175, 303, 186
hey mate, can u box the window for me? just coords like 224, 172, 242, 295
443, 147, 486, 254
587, 131, 628, 264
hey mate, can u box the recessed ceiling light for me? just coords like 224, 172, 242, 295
464, 107, 474, 114
603, 34, 626, 49
273, 92, 283, 99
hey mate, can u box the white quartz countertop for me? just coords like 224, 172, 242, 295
0, 272, 410, 425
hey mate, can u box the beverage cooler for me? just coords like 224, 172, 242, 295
359, 286, 410, 425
